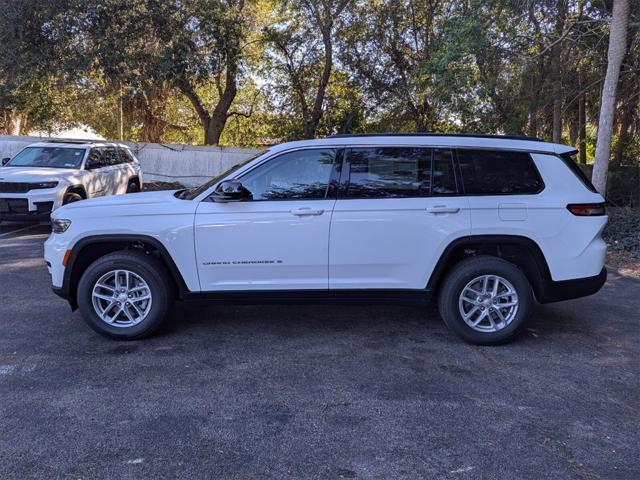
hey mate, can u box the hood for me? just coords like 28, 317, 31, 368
54, 190, 193, 220
0, 166, 80, 182
65, 190, 180, 210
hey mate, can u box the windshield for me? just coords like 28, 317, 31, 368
178, 150, 268, 200
6, 146, 86, 169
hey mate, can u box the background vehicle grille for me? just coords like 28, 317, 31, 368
0, 198, 29, 213
0, 182, 35, 193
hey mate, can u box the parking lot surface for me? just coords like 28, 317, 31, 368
0, 222, 638, 479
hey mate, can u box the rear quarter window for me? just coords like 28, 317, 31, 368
457, 149, 544, 195
559, 152, 598, 193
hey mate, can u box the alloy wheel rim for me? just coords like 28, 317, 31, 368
91, 269, 152, 327
458, 274, 519, 332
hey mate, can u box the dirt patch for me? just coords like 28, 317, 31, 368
606, 250, 640, 279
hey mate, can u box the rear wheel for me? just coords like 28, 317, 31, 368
437, 255, 533, 345
77, 250, 173, 339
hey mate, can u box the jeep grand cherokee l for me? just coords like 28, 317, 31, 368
44, 134, 607, 345
0, 140, 142, 222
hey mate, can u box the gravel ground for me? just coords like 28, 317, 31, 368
0, 224, 638, 479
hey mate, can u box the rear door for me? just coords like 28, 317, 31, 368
101, 147, 123, 194
329, 146, 471, 290
117, 148, 141, 192
84, 148, 110, 196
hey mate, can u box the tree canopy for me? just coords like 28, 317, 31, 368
0, 0, 638, 169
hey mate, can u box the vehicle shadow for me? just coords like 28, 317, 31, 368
158, 266, 639, 348
0, 221, 50, 238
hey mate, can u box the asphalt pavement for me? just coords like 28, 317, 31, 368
0, 222, 638, 479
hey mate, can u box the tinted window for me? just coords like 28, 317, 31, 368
240, 148, 336, 200
345, 147, 431, 198
432, 149, 457, 195
119, 148, 133, 164
86, 148, 107, 169
103, 147, 120, 166
457, 149, 543, 195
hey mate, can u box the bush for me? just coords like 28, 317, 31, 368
603, 208, 640, 258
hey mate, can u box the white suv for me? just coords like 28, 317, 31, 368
44, 134, 607, 344
0, 140, 142, 222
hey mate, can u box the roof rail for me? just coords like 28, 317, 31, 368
44, 139, 108, 145
328, 133, 543, 142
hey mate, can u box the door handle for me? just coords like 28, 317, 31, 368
290, 207, 324, 216
427, 206, 460, 214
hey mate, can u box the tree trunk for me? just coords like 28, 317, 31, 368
1, 109, 26, 135
204, 63, 238, 145
592, 0, 630, 195
303, 24, 334, 139
140, 112, 165, 143
614, 104, 633, 165
578, 93, 587, 164
551, 0, 567, 143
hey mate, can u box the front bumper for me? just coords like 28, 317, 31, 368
0, 190, 62, 222
536, 267, 607, 304
0, 199, 54, 221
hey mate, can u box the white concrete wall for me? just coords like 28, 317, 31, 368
0, 135, 262, 187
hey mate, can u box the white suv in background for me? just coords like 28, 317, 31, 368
44, 134, 607, 345
0, 140, 142, 222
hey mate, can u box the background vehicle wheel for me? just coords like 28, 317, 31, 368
62, 192, 83, 205
126, 180, 140, 193
77, 250, 173, 339
437, 255, 533, 345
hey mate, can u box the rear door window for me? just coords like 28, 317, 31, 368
103, 147, 120, 166
86, 148, 108, 169
343, 147, 457, 198
457, 149, 544, 195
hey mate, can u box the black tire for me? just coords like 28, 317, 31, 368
77, 250, 173, 340
437, 255, 534, 345
126, 179, 140, 193
63, 192, 83, 205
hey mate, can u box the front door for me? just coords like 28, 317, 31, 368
329, 146, 471, 290
194, 148, 340, 291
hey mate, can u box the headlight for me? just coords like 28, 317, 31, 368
51, 218, 71, 233
31, 181, 59, 190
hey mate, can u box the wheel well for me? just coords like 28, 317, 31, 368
128, 176, 140, 186
65, 185, 87, 199
66, 239, 184, 307
427, 236, 551, 300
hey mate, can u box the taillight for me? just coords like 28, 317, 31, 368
566, 203, 606, 216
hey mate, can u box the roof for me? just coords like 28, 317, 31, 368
268, 133, 574, 155
27, 139, 130, 149
330, 133, 543, 141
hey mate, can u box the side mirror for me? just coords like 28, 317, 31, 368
1, 157, 10, 166
212, 180, 251, 202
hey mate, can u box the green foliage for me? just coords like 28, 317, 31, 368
0, 0, 638, 176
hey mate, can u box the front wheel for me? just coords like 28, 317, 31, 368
438, 255, 534, 345
126, 180, 140, 193
63, 192, 83, 205
77, 250, 173, 339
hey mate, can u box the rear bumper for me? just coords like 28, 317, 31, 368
536, 267, 607, 304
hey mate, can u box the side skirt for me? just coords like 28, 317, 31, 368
183, 289, 434, 306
